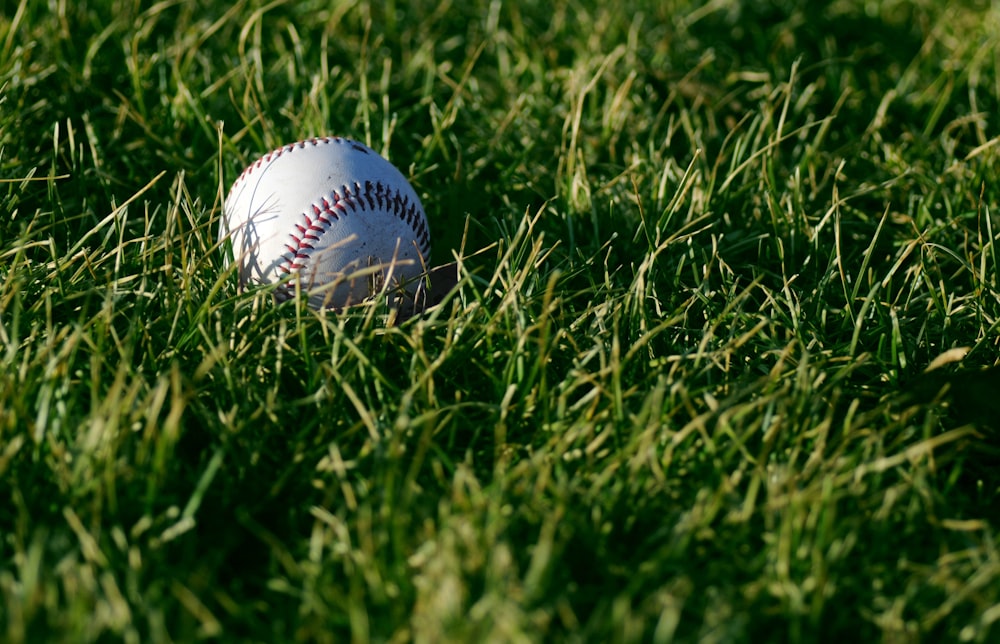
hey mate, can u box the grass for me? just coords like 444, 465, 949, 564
2, 0, 1000, 641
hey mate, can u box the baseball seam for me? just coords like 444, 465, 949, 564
273, 180, 431, 300
227, 136, 431, 302
227, 136, 367, 194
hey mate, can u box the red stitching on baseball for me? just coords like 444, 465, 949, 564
227, 137, 428, 301
227, 136, 373, 195
273, 178, 431, 300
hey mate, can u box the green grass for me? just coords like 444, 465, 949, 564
2, 0, 1000, 641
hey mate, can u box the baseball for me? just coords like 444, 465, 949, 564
220, 136, 431, 309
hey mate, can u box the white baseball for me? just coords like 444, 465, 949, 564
220, 136, 431, 309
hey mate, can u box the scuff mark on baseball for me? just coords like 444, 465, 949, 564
219, 136, 431, 309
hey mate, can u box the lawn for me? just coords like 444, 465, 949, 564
2, 0, 1000, 641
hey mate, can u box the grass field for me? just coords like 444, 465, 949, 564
3, 0, 1000, 641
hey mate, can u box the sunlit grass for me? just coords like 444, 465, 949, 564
2, 0, 1000, 642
